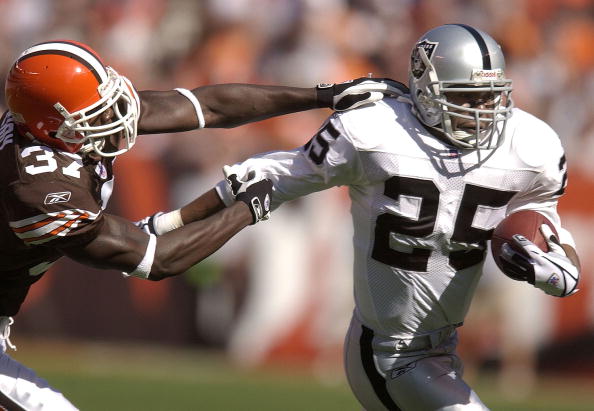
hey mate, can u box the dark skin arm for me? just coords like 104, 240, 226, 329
59, 189, 247, 280
137, 84, 323, 133
178, 187, 225, 224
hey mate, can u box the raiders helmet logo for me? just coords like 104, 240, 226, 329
411, 39, 438, 78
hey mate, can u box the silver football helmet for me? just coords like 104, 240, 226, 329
408, 24, 513, 150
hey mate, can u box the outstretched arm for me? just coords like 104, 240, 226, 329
59, 180, 272, 281
60, 200, 251, 279
138, 85, 319, 132
137, 78, 403, 133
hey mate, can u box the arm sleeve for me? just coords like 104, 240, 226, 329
507, 129, 568, 230
220, 114, 366, 209
6, 180, 104, 247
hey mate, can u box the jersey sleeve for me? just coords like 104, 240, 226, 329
506, 124, 568, 228
5, 178, 104, 247
220, 114, 366, 209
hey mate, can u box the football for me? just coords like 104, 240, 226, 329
490, 210, 558, 272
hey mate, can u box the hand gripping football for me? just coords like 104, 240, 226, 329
490, 210, 559, 272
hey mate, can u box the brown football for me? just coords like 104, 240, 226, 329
490, 210, 558, 272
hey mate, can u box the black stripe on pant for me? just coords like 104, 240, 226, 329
0, 390, 27, 411
360, 325, 402, 411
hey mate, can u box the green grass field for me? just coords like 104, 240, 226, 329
10, 338, 594, 411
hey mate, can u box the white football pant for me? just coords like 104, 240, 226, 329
344, 315, 489, 410
0, 317, 78, 411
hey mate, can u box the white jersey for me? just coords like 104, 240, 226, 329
221, 97, 567, 338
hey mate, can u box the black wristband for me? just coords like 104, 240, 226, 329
315, 84, 334, 108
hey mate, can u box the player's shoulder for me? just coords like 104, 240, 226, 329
333, 94, 415, 151
0, 111, 108, 246
508, 108, 559, 141
1, 120, 105, 216
5, 165, 104, 247
0, 119, 97, 186
335, 82, 411, 124
505, 107, 564, 169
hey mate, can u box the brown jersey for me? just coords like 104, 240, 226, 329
0, 111, 115, 315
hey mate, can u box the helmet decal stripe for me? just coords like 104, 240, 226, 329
17, 41, 108, 83
451, 24, 492, 70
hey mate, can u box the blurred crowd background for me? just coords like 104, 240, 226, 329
1, 0, 593, 402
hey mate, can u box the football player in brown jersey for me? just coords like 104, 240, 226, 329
0, 40, 399, 410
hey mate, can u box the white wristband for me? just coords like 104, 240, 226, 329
153, 209, 184, 235
175, 87, 205, 128
123, 234, 157, 279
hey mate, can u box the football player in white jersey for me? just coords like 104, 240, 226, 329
0, 40, 399, 410
215, 24, 581, 410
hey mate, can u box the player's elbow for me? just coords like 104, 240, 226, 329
146, 258, 180, 280
148, 254, 206, 280
148, 234, 221, 280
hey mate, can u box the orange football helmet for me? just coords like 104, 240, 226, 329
4, 40, 140, 156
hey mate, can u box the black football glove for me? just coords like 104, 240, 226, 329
236, 179, 272, 225
316, 77, 406, 111
224, 166, 272, 225
134, 212, 163, 235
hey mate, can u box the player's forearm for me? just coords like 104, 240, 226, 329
61, 203, 252, 279
137, 79, 393, 133
149, 202, 251, 280
179, 188, 226, 224
195, 84, 322, 128
137, 85, 323, 133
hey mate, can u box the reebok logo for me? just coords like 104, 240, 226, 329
391, 362, 417, 379
44, 191, 71, 205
